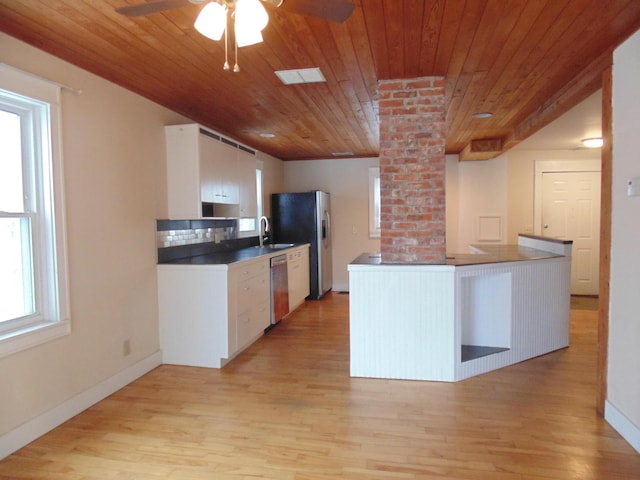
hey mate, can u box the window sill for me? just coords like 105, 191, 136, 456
0, 319, 70, 358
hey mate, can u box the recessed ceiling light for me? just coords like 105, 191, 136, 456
275, 67, 326, 85
473, 112, 493, 119
582, 137, 603, 148
260, 133, 276, 138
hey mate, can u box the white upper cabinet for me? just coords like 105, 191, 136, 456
165, 124, 257, 219
200, 135, 239, 205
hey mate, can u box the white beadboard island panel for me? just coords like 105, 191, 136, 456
455, 257, 571, 381
349, 263, 456, 381
348, 235, 571, 382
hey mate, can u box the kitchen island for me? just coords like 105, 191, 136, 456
348, 235, 572, 382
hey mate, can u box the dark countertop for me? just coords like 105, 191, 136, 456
517, 233, 573, 244
158, 244, 305, 265
351, 244, 563, 267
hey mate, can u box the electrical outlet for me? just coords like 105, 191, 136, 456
123, 339, 131, 356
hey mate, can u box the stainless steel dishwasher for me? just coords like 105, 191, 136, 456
270, 254, 289, 325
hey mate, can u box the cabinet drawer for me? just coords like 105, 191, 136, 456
287, 249, 304, 261
235, 260, 269, 281
288, 259, 302, 271
236, 273, 269, 308
237, 300, 270, 350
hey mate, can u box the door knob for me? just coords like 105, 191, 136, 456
544, 224, 549, 229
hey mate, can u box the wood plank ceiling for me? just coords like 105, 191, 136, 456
1, 0, 640, 160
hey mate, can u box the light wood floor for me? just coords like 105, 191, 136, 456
1, 292, 639, 479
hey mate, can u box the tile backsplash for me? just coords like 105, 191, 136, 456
156, 219, 255, 263
156, 226, 235, 248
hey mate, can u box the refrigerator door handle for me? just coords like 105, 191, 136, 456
323, 210, 331, 248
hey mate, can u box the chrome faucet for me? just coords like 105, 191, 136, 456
259, 216, 270, 247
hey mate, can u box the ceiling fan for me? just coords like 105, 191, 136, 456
117, 0, 355, 72
116, 0, 356, 24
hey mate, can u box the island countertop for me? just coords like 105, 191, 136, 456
351, 245, 561, 267
351, 234, 572, 267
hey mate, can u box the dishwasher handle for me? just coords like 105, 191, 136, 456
271, 254, 288, 267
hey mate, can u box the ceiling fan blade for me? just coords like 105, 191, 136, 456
276, 0, 355, 23
116, 0, 197, 17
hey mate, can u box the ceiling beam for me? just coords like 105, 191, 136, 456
458, 48, 612, 162
459, 137, 503, 161
502, 49, 613, 152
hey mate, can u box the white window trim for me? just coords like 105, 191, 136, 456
237, 160, 262, 238
368, 166, 381, 238
0, 65, 71, 358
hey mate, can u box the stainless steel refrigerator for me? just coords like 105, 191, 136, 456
271, 191, 332, 300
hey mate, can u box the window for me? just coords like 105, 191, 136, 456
368, 167, 381, 238
238, 165, 262, 234
0, 65, 70, 357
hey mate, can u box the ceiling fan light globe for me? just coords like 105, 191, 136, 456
235, 0, 269, 47
235, 27, 263, 47
194, 2, 227, 41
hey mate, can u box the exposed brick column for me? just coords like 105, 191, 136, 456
379, 77, 446, 264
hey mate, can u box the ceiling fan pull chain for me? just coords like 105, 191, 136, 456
233, 31, 240, 72
223, 24, 230, 70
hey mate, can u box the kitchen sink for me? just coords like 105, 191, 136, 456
255, 243, 294, 249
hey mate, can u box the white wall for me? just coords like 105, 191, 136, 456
607, 28, 640, 452
283, 158, 380, 292
0, 33, 189, 448
449, 155, 508, 253
445, 155, 460, 251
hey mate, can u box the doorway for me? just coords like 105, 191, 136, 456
534, 160, 601, 295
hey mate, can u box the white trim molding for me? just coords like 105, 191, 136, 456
0, 351, 161, 460
605, 400, 640, 454
476, 215, 503, 242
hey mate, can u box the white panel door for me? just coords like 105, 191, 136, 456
541, 171, 601, 295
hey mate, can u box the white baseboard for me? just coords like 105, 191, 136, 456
331, 283, 349, 293
605, 400, 640, 454
0, 351, 162, 460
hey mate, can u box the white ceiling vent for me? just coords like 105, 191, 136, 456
275, 67, 326, 85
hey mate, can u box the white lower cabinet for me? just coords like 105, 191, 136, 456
287, 245, 310, 311
231, 258, 270, 351
157, 256, 270, 368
